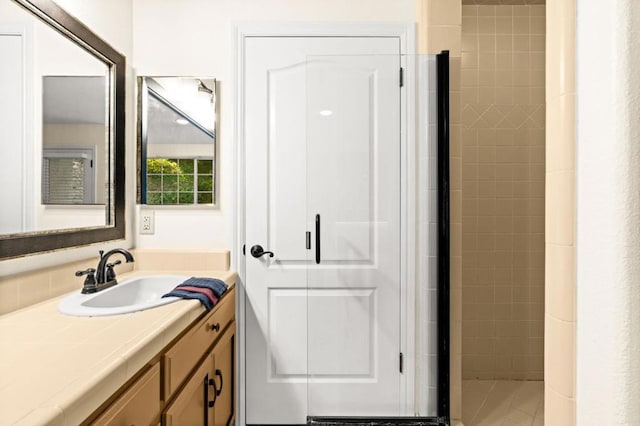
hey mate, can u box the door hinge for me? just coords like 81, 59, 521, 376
399, 67, 404, 87
399, 352, 404, 373
306, 231, 311, 250
242, 244, 245, 256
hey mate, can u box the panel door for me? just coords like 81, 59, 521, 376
245, 36, 401, 424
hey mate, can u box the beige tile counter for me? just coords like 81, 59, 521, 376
0, 269, 236, 425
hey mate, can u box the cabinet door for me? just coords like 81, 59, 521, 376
163, 353, 214, 426
92, 363, 161, 426
211, 324, 235, 426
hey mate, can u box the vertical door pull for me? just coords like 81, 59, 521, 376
203, 374, 210, 425
215, 369, 223, 396
315, 214, 321, 264
208, 376, 218, 408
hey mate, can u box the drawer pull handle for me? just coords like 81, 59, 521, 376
215, 369, 223, 396
208, 377, 218, 408
208, 323, 220, 332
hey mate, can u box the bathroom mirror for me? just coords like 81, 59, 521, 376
137, 77, 217, 206
0, 0, 125, 259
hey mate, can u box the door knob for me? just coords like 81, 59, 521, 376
250, 245, 274, 258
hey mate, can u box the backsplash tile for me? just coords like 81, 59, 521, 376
0, 249, 230, 317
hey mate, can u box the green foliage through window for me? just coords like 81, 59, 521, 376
146, 158, 214, 205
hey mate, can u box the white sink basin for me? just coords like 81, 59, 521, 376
58, 274, 190, 317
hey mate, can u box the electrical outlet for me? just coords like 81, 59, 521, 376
140, 211, 155, 235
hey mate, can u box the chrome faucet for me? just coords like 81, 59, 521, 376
76, 249, 135, 294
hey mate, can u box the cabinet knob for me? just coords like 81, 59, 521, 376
208, 323, 220, 332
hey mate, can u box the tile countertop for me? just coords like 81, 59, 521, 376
0, 269, 236, 426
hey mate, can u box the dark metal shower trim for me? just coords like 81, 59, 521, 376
307, 417, 442, 425
436, 50, 451, 425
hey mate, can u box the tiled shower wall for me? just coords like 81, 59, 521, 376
461, 4, 545, 380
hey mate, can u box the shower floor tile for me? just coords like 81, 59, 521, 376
462, 380, 544, 426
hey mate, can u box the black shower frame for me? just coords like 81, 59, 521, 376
306, 51, 451, 426
436, 49, 451, 426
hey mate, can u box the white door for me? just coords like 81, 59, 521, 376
0, 32, 26, 234
245, 37, 401, 424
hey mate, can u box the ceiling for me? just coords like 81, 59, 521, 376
43, 76, 107, 125
147, 93, 214, 145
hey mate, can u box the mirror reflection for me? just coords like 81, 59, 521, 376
42, 76, 108, 205
138, 77, 216, 205
0, 0, 112, 236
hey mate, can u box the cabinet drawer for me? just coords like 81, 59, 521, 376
92, 362, 160, 426
164, 287, 235, 398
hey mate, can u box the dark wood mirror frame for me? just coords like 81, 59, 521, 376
0, 0, 125, 260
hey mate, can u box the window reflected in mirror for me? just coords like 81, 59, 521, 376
138, 77, 216, 206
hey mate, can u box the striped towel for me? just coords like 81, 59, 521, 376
162, 277, 228, 311
178, 277, 228, 298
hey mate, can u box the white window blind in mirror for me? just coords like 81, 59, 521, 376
42, 147, 95, 204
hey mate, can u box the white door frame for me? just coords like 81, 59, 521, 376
0, 23, 33, 232
234, 22, 417, 425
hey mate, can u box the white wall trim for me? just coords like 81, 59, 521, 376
234, 21, 416, 425
0, 23, 33, 232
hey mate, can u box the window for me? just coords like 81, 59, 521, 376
42, 147, 95, 204
146, 158, 214, 205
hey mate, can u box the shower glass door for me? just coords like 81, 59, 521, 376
305, 53, 403, 417
305, 54, 445, 420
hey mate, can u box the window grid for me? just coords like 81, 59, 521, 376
147, 158, 214, 205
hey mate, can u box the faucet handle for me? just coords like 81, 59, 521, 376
105, 260, 122, 282
75, 268, 96, 277
76, 268, 97, 293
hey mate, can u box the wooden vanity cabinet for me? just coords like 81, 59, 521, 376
164, 288, 236, 398
163, 325, 235, 426
211, 325, 235, 426
163, 351, 213, 425
91, 363, 161, 426
84, 286, 235, 426
162, 287, 235, 425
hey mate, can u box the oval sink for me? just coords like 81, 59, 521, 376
59, 274, 190, 317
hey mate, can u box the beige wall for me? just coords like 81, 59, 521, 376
461, 4, 545, 380
545, 0, 576, 423
132, 0, 416, 250
416, 0, 463, 420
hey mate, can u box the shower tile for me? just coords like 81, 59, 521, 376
462, 3, 545, 382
